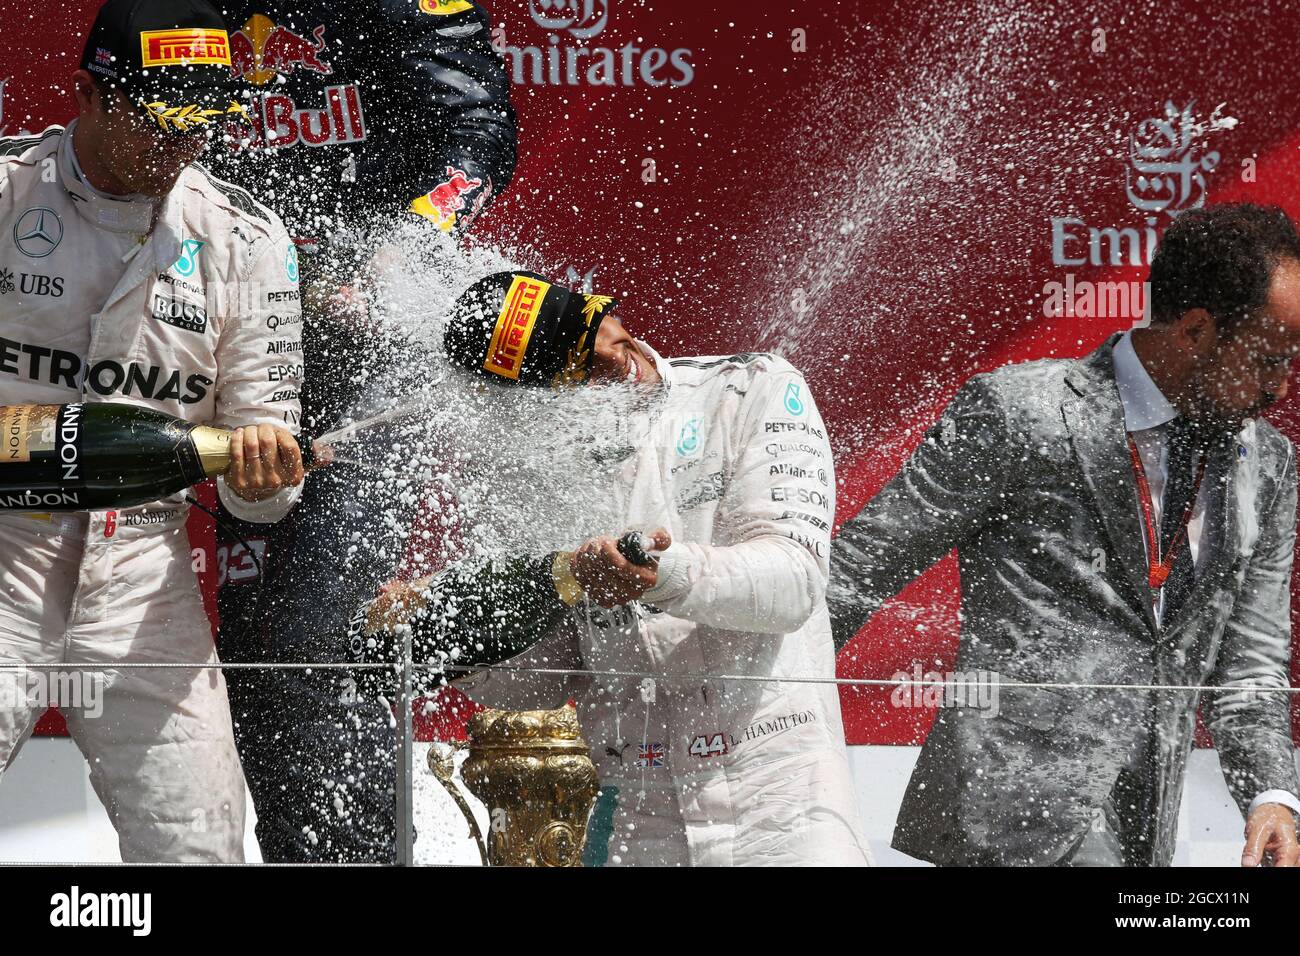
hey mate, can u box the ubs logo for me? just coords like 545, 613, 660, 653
1, 271, 64, 297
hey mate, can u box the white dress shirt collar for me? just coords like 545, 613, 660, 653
1113, 330, 1179, 432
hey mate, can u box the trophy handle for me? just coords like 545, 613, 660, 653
427, 742, 491, 867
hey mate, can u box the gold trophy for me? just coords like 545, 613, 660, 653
429, 704, 600, 867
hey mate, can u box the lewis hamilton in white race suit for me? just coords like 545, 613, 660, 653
453, 273, 871, 866
0, 20, 304, 862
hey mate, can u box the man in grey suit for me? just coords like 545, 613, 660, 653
829, 203, 1300, 866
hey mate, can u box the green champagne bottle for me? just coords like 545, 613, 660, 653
0, 402, 231, 511
348, 552, 583, 697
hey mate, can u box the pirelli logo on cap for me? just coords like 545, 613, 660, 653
484, 276, 549, 379
140, 28, 232, 68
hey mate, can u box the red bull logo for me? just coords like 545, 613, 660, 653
226, 16, 361, 150
410, 167, 484, 231
229, 14, 332, 85
230, 84, 366, 150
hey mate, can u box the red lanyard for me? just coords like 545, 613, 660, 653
1125, 434, 1206, 590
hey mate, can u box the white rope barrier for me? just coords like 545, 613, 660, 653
1, 659, 1296, 695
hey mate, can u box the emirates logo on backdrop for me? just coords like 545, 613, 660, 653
1041, 100, 1238, 324
505, 0, 694, 87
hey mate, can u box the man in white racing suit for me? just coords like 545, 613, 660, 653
446, 272, 871, 866
0, 0, 304, 862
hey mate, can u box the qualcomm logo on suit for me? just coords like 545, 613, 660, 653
506, 0, 695, 88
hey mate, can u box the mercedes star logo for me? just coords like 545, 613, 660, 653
13, 207, 63, 259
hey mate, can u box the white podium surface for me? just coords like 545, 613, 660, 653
0, 739, 1279, 866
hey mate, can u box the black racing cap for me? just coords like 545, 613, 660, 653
443, 271, 619, 387
80, 0, 243, 134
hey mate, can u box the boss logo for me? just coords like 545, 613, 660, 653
151, 294, 208, 333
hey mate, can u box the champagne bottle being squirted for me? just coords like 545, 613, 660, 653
0, 402, 233, 511
348, 533, 655, 698
348, 551, 587, 698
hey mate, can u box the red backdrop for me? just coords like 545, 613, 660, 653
3, 0, 1299, 745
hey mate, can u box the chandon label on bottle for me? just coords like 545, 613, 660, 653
2, 403, 57, 465
0, 403, 83, 508
58, 403, 82, 482
0, 402, 237, 512
2, 403, 33, 462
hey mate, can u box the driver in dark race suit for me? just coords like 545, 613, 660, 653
209, 0, 516, 862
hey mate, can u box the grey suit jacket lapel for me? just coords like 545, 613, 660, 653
1062, 338, 1159, 634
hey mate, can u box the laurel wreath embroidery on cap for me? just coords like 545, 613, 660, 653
581, 294, 615, 326
141, 100, 249, 132
554, 333, 592, 388
553, 295, 616, 387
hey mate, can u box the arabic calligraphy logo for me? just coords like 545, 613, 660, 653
530, 0, 609, 38
1126, 101, 1236, 216
13, 207, 63, 259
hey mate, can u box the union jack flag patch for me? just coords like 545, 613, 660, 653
637, 743, 665, 769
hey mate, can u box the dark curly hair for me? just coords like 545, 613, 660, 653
1147, 202, 1300, 336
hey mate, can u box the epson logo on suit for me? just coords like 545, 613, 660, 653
770, 486, 831, 510
267, 363, 302, 382
151, 293, 208, 333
